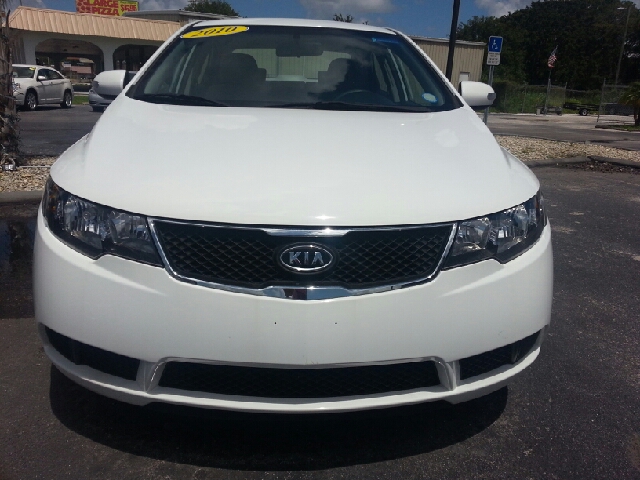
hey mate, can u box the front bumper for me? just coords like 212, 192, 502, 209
88, 90, 112, 107
34, 212, 553, 412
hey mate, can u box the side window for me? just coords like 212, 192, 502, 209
37, 69, 50, 80
48, 70, 63, 80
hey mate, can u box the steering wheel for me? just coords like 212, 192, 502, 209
333, 89, 370, 101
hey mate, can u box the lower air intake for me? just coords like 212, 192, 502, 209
459, 330, 541, 381
45, 326, 140, 381
159, 360, 441, 398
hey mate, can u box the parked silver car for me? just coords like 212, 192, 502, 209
12, 64, 74, 110
89, 70, 134, 112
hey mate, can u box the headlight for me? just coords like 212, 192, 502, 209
43, 178, 161, 265
444, 191, 546, 268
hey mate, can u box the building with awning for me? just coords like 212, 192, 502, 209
9, 6, 180, 75
8, 7, 485, 88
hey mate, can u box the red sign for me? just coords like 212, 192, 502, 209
76, 0, 138, 16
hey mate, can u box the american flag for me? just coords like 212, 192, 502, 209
548, 46, 558, 68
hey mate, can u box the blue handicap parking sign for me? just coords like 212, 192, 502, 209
488, 36, 503, 53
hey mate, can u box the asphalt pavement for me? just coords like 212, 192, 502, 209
13, 106, 640, 158
487, 113, 640, 151
1, 167, 639, 479
16, 104, 100, 157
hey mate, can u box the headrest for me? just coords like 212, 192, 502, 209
217, 53, 261, 84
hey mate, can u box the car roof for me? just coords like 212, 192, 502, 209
189, 18, 397, 35
14, 64, 52, 69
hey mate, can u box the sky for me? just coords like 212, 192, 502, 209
13, 0, 640, 38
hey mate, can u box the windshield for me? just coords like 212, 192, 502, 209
13, 67, 36, 79
128, 25, 460, 112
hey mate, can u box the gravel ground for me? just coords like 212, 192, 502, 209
0, 157, 54, 193
496, 135, 640, 162
1, 138, 639, 193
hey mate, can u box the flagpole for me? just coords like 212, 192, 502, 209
543, 46, 557, 115
543, 68, 551, 115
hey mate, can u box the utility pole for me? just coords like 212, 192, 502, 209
445, 0, 460, 81
615, 5, 631, 86
483, 64, 494, 124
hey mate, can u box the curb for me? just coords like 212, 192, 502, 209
0, 190, 43, 205
587, 155, 640, 168
525, 156, 590, 168
526, 155, 640, 169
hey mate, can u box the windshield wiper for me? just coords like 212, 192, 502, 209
132, 93, 227, 107
268, 101, 432, 112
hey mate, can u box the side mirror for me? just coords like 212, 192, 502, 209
459, 81, 496, 109
92, 70, 127, 96
36, 75, 46, 82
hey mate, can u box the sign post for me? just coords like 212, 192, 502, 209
483, 36, 502, 125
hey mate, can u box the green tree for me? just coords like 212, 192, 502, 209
333, 13, 354, 22
457, 0, 640, 89
618, 81, 640, 125
184, 0, 239, 16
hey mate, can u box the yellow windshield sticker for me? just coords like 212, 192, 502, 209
182, 26, 249, 39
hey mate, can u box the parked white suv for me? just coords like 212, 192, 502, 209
12, 64, 74, 110
34, 19, 553, 413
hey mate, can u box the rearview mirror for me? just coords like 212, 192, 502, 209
36, 75, 46, 82
276, 41, 323, 57
459, 81, 496, 110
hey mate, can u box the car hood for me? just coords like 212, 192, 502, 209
52, 96, 539, 226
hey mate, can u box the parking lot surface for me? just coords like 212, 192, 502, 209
17, 104, 100, 157
487, 113, 640, 151
14, 107, 640, 159
1, 167, 639, 479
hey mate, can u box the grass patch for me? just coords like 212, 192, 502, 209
72, 94, 88, 105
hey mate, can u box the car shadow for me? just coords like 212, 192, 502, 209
21, 106, 64, 112
49, 365, 507, 470
0, 216, 36, 318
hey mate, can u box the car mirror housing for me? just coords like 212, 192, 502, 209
36, 75, 47, 82
92, 70, 127, 97
459, 81, 496, 110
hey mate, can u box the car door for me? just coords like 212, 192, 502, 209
35, 68, 51, 103
46, 69, 66, 102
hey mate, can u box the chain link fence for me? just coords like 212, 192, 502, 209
492, 82, 567, 114
490, 82, 635, 125
596, 84, 633, 126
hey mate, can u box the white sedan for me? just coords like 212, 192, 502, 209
34, 19, 553, 413
12, 64, 74, 110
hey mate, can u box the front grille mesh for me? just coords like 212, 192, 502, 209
153, 222, 452, 289
158, 361, 441, 398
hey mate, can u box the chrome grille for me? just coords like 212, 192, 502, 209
151, 221, 454, 291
